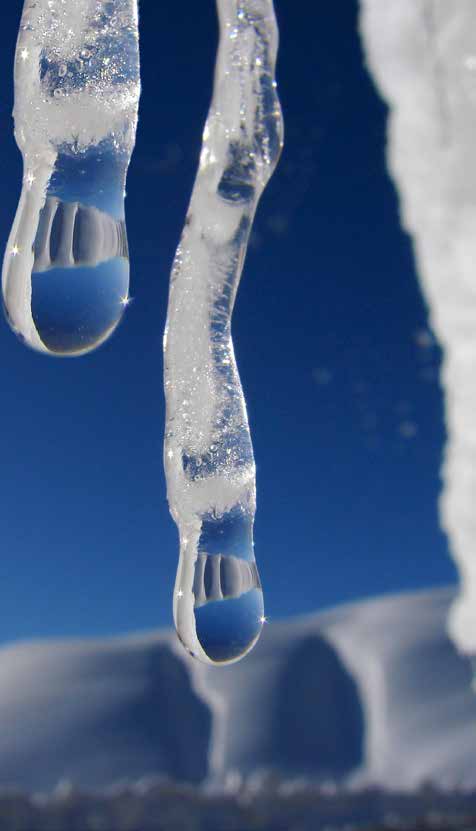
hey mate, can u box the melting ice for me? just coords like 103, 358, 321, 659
3, 0, 140, 356
164, 0, 283, 665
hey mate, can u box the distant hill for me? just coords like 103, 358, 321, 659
0, 587, 474, 793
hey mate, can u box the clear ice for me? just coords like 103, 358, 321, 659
164, 0, 283, 665
3, 0, 140, 356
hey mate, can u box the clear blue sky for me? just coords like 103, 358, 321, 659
0, 0, 456, 643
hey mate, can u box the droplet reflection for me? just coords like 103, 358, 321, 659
174, 510, 264, 665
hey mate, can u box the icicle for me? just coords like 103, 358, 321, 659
3, 0, 140, 356
164, 0, 283, 665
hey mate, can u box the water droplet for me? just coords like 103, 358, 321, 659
3, 148, 133, 356
174, 509, 264, 665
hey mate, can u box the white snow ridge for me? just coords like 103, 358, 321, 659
0, 588, 475, 794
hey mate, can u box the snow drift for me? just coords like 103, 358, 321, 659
0, 587, 474, 793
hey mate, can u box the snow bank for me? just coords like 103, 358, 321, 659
0, 588, 473, 792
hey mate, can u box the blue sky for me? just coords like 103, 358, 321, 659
0, 0, 456, 643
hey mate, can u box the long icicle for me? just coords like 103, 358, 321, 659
163, 0, 283, 665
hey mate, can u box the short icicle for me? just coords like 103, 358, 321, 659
3, 0, 140, 356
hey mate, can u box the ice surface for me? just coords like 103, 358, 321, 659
0, 588, 475, 792
163, 0, 283, 665
2, 0, 140, 356
359, 0, 476, 657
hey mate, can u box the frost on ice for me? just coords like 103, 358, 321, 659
3, 0, 140, 356
164, 0, 283, 665
360, 1, 476, 659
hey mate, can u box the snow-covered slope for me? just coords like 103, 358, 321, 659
0, 587, 474, 793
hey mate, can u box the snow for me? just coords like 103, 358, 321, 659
359, 0, 476, 657
0, 587, 474, 793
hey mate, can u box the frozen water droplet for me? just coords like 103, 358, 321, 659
3, 0, 140, 356
164, 0, 283, 665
